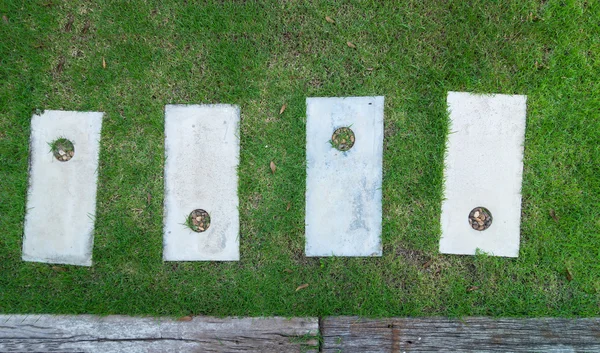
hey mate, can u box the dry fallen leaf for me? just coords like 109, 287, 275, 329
286, 202, 291, 211
2, 15, 8, 24
147, 192, 152, 205
325, 16, 335, 24
296, 283, 309, 292
422, 259, 433, 269
279, 103, 287, 115
177, 316, 193, 322
64, 14, 74, 32
549, 209, 559, 223
283, 268, 293, 273
56, 57, 65, 74
51, 266, 67, 272
347, 41, 356, 49
366, 67, 374, 71
82, 19, 91, 34
467, 286, 479, 292
102, 57, 106, 69
565, 268, 573, 282
270, 161, 276, 174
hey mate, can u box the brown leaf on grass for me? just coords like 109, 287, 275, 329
325, 16, 335, 24
82, 19, 91, 34
56, 57, 65, 74
64, 14, 74, 32
283, 268, 293, 273
565, 268, 573, 282
147, 192, 152, 205
177, 316, 193, 322
286, 202, 291, 211
466, 286, 479, 292
549, 209, 559, 223
102, 57, 106, 69
51, 266, 67, 272
366, 67, 374, 71
347, 41, 356, 49
42, 1, 54, 7
2, 15, 8, 24
422, 259, 433, 269
279, 103, 287, 115
270, 161, 276, 174
295, 283, 309, 292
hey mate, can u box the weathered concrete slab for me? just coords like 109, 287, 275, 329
305, 96, 384, 257
322, 316, 600, 352
0, 315, 319, 353
440, 92, 527, 257
163, 104, 240, 261
22, 110, 103, 266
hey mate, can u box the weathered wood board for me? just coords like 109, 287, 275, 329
0, 315, 318, 353
322, 316, 600, 352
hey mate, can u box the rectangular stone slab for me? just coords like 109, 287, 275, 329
305, 96, 384, 257
163, 104, 240, 261
440, 91, 527, 257
22, 110, 103, 266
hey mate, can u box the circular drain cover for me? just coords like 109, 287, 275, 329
331, 127, 355, 151
189, 209, 211, 233
51, 138, 75, 162
469, 207, 492, 231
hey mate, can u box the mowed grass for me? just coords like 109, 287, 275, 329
0, 0, 598, 317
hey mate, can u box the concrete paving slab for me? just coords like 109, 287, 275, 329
22, 110, 103, 266
440, 92, 527, 257
305, 96, 384, 257
163, 104, 240, 261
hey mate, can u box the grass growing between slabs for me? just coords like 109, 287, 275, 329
48, 137, 75, 162
0, 0, 598, 317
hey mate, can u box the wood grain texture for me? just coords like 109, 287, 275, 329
322, 316, 600, 352
0, 315, 318, 353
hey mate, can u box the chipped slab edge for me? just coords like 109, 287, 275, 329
440, 91, 527, 257
163, 104, 240, 261
305, 96, 384, 257
22, 110, 103, 267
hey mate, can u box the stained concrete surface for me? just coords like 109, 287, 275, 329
163, 104, 240, 261
22, 110, 103, 266
305, 96, 384, 257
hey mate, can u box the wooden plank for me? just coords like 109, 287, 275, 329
0, 315, 318, 353
322, 316, 600, 352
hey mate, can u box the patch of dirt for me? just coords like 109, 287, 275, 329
248, 193, 262, 209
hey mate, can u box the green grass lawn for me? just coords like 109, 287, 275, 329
0, 0, 598, 317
